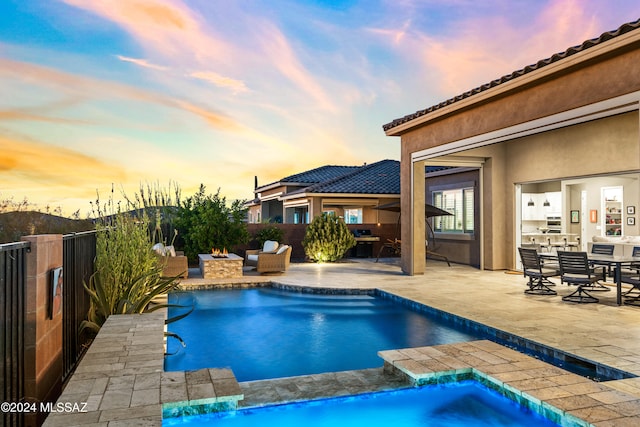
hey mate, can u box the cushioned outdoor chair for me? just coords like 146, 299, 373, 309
252, 245, 292, 274
557, 251, 599, 303
518, 247, 558, 295
245, 240, 279, 268
157, 251, 189, 278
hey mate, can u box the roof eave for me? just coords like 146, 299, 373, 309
385, 26, 640, 136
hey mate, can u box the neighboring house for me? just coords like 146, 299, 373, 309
247, 159, 401, 225
384, 19, 640, 275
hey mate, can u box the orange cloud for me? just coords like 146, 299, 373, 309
0, 136, 127, 186
62, 0, 232, 61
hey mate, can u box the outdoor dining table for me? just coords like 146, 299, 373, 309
539, 252, 640, 305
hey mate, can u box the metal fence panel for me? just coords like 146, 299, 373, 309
62, 231, 96, 381
0, 241, 29, 427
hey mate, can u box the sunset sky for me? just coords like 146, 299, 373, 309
2, 0, 640, 216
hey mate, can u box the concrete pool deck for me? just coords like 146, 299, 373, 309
44, 259, 640, 426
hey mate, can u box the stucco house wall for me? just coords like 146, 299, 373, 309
387, 22, 640, 274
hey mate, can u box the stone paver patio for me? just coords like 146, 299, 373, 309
43, 259, 640, 426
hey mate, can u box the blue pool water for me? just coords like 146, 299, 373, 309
164, 288, 484, 381
163, 380, 560, 426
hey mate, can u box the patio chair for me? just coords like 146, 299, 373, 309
156, 251, 188, 278
557, 251, 599, 303
253, 245, 292, 274
586, 244, 613, 291
375, 238, 401, 262
620, 246, 640, 304
245, 240, 279, 268
517, 247, 558, 295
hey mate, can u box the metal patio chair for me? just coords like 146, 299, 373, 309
585, 244, 614, 291
518, 247, 558, 295
557, 251, 599, 303
620, 246, 640, 305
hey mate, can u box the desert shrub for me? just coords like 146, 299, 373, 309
175, 185, 250, 260
82, 189, 180, 333
255, 225, 284, 247
82, 212, 179, 333
302, 213, 356, 262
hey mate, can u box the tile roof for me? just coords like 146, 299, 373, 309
303, 159, 400, 195
260, 165, 360, 189
383, 19, 640, 132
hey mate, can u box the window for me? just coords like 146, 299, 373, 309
344, 208, 363, 224
432, 188, 474, 233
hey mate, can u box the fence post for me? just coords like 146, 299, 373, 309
22, 234, 63, 426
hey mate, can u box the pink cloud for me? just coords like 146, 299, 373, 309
189, 71, 249, 94
116, 55, 168, 71
370, 0, 616, 98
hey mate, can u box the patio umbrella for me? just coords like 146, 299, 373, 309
375, 201, 452, 218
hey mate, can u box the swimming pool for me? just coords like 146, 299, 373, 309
164, 288, 484, 381
162, 380, 560, 426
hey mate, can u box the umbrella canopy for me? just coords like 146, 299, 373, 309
374, 201, 452, 218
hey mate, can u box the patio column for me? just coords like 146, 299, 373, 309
401, 160, 425, 275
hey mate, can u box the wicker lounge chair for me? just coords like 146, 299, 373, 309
246, 245, 292, 274
157, 251, 188, 278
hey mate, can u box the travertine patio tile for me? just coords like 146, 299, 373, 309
159, 382, 187, 403
560, 381, 612, 395
208, 368, 236, 380
490, 370, 533, 382
526, 386, 574, 400
107, 375, 136, 390
131, 389, 160, 407
39, 411, 102, 427
596, 416, 640, 427
468, 350, 509, 365
185, 369, 212, 385
99, 389, 132, 410
479, 363, 522, 375
213, 378, 243, 397
547, 394, 604, 411
589, 390, 640, 405
607, 399, 640, 417
187, 382, 215, 401
134, 373, 161, 390
507, 377, 560, 391
106, 416, 161, 427
98, 404, 160, 422
568, 405, 624, 423
161, 371, 186, 384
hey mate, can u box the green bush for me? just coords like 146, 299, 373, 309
82, 211, 179, 333
175, 185, 250, 260
302, 213, 356, 262
255, 225, 284, 247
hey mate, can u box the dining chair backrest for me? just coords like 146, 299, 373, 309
520, 243, 541, 252
557, 251, 591, 276
591, 244, 614, 255
518, 247, 541, 271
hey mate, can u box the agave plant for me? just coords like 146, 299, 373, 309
81, 266, 182, 333
81, 203, 184, 333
